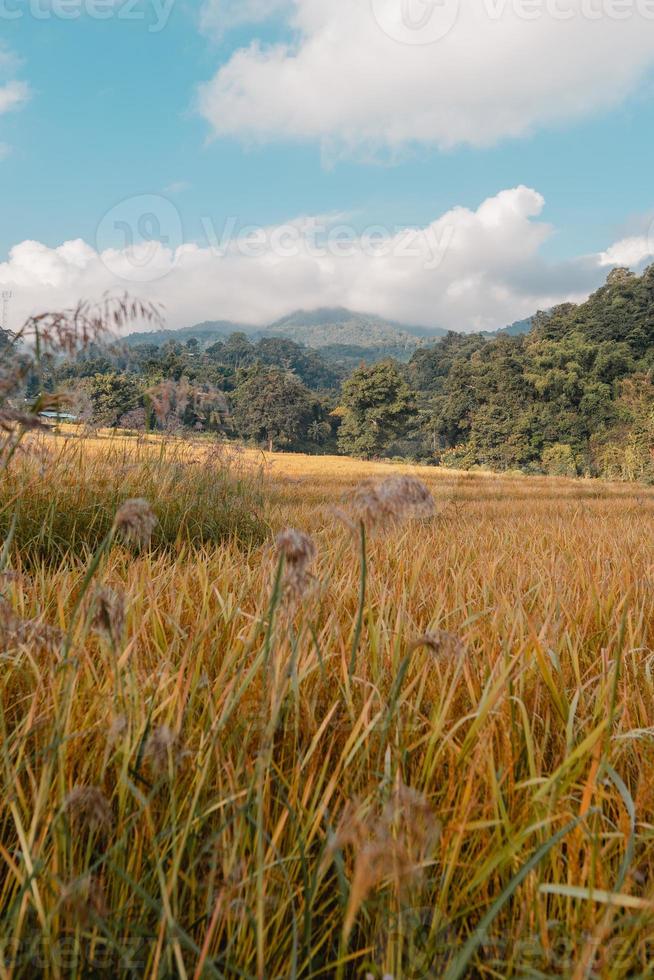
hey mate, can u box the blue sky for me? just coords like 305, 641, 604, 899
2, 0, 654, 331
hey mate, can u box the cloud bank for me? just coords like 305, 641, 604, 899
0, 187, 651, 335
197, 0, 654, 153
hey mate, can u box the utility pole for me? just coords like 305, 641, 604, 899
1, 291, 12, 334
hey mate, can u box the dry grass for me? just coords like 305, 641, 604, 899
2, 431, 654, 977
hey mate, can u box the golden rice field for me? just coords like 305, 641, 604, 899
2, 429, 654, 978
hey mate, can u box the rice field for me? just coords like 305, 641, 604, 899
2, 430, 654, 978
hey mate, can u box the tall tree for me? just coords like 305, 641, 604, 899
231, 367, 316, 451
80, 373, 144, 427
338, 360, 414, 458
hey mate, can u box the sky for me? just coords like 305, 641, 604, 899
1, 0, 654, 333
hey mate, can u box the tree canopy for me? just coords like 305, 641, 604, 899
338, 361, 414, 459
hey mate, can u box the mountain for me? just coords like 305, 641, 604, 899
121, 307, 540, 354
123, 307, 448, 358
262, 307, 447, 350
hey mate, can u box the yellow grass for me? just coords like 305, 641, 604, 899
2, 430, 654, 977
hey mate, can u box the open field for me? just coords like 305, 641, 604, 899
2, 432, 654, 977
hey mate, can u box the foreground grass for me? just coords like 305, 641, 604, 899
0, 433, 267, 563
2, 434, 654, 977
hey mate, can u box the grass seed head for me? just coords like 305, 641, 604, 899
410, 630, 465, 660
107, 714, 128, 746
0, 597, 64, 654
91, 586, 126, 647
383, 781, 441, 856
144, 724, 186, 774
0, 409, 48, 433
60, 875, 108, 924
352, 476, 435, 527
0, 570, 23, 589
338, 783, 439, 936
274, 528, 317, 598
113, 498, 157, 547
29, 621, 65, 654
64, 786, 112, 833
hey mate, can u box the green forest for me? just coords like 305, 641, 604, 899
24, 264, 654, 480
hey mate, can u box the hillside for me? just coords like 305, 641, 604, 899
122, 306, 535, 358
263, 307, 447, 350
123, 307, 448, 357
418, 265, 654, 476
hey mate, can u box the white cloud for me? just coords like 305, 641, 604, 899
0, 45, 29, 132
0, 186, 647, 336
197, 0, 654, 152
599, 233, 654, 268
0, 71, 29, 164
0, 80, 30, 116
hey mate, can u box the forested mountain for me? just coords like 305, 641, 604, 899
122, 306, 530, 365
263, 307, 446, 351
123, 307, 447, 362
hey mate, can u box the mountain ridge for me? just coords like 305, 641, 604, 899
123, 306, 526, 352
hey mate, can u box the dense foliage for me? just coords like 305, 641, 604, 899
413, 266, 654, 478
231, 366, 332, 452
338, 361, 414, 458
40, 265, 654, 479
47, 333, 341, 453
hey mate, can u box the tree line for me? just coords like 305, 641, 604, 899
35, 264, 654, 480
